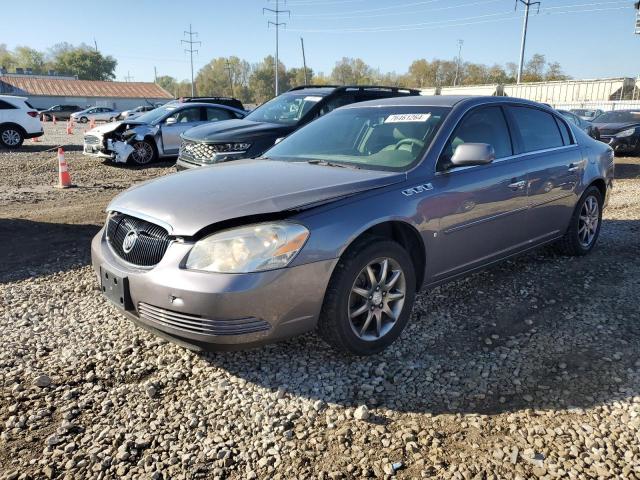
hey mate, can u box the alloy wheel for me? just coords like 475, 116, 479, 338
131, 142, 153, 164
578, 195, 599, 248
1, 129, 21, 147
348, 257, 406, 341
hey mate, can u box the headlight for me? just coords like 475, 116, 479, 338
616, 128, 636, 138
185, 222, 309, 273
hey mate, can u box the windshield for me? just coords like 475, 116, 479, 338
244, 93, 326, 125
264, 106, 450, 171
592, 111, 640, 123
134, 105, 178, 124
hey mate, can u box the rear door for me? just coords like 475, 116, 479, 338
428, 105, 530, 279
506, 105, 582, 243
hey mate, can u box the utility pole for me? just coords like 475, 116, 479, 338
154, 66, 157, 83
300, 37, 308, 85
453, 39, 464, 87
515, 0, 540, 84
124, 71, 134, 82
182, 24, 201, 97
93, 39, 98, 52
224, 60, 234, 97
263, 0, 290, 96
635, 1, 640, 34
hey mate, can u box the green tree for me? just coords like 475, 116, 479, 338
195, 56, 252, 101
545, 62, 568, 81
13, 46, 45, 73
249, 56, 290, 103
288, 66, 314, 88
0, 44, 16, 71
330, 57, 375, 85
53, 48, 117, 80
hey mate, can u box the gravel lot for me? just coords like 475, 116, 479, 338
1, 123, 639, 479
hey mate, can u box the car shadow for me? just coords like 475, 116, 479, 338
0, 218, 100, 283
614, 157, 640, 179
0, 143, 85, 153
197, 218, 640, 415
100, 158, 176, 170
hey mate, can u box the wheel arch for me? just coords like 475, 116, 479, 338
0, 122, 27, 135
587, 177, 607, 200
338, 220, 426, 290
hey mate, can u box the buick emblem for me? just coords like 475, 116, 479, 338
122, 230, 139, 253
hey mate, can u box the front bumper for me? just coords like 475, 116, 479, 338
91, 228, 337, 350
606, 136, 639, 155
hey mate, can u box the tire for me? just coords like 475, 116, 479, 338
318, 237, 416, 355
128, 140, 157, 166
109, 117, 116, 122
555, 186, 603, 256
79, 116, 88, 124
0, 125, 24, 148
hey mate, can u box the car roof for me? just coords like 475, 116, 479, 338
167, 102, 246, 114
0, 94, 27, 101
341, 95, 552, 109
285, 87, 336, 96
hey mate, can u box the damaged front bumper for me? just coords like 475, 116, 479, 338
83, 138, 134, 163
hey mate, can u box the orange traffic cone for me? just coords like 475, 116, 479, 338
89, 117, 96, 129
52, 115, 57, 125
41, 114, 47, 122
66, 120, 73, 135
32, 135, 40, 143
57, 148, 73, 188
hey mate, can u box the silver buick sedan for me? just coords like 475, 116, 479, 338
92, 96, 614, 355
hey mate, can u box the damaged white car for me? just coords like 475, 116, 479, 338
82, 102, 246, 165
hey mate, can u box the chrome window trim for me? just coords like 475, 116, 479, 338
433, 100, 579, 176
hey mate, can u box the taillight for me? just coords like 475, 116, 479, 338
27, 111, 38, 118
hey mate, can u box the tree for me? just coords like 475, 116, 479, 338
53, 48, 117, 80
330, 57, 375, 85
288, 66, 314, 88
249, 56, 290, 103
523, 53, 546, 82
196, 56, 252, 101
545, 62, 568, 81
0, 44, 16, 71
13, 46, 45, 73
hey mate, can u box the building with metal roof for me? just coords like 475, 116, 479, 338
0, 73, 173, 111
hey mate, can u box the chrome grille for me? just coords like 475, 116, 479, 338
138, 303, 271, 336
84, 135, 100, 145
179, 140, 217, 163
106, 212, 170, 267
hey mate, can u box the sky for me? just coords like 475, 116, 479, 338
2, 0, 639, 82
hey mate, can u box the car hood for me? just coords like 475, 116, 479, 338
108, 159, 404, 236
592, 122, 640, 133
85, 121, 148, 136
181, 119, 291, 143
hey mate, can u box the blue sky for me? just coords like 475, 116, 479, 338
3, 0, 639, 82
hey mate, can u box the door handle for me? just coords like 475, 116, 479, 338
568, 160, 585, 172
508, 180, 527, 190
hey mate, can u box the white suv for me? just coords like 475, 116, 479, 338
0, 95, 43, 148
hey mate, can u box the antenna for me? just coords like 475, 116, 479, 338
181, 24, 201, 97
515, 0, 541, 84
263, 0, 291, 96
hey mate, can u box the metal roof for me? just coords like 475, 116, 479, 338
0, 76, 173, 99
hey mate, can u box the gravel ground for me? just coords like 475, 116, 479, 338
1, 124, 639, 479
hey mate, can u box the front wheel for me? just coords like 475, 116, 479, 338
79, 116, 88, 124
318, 238, 416, 355
128, 140, 157, 166
555, 186, 603, 256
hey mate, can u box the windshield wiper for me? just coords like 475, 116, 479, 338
306, 159, 361, 169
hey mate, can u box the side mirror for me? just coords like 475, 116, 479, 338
165, 116, 177, 125
450, 143, 495, 167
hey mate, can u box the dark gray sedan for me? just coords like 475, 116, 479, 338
92, 96, 614, 355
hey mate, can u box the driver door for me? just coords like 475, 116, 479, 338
427, 105, 530, 280
160, 106, 203, 154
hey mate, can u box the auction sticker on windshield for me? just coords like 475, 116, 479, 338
385, 113, 431, 123
304, 96, 323, 102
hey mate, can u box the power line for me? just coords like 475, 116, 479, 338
181, 24, 201, 97
263, 0, 291, 96
123, 71, 134, 82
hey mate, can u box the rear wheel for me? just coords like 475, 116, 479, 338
0, 126, 24, 148
555, 186, 603, 256
129, 140, 157, 166
79, 116, 88, 123
318, 238, 416, 355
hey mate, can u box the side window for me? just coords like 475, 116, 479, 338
438, 106, 513, 170
509, 106, 565, 152
168, 107, 200, 123
318, 94, 356, 116
0, 100, 15, 109
555, 117, 573, 145
205, 107, 235, 121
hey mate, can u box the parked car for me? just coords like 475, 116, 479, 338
570, 108, 604, 121
39, 104, 82, 121
591, 109, 640, 155
92, 96, 614, 355
82, 102, 246, 165
557, 109, 600, 140
167, 96, 245, 111
175, 85, 421, 170
0, 95, 43, 148
71, 107, 121, 123
119, 105, 156, 121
